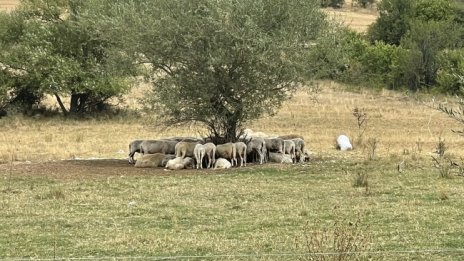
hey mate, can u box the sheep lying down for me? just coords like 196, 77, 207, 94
135, 153, 176, 168
214, 158, 232, 169
165, 157, 195, 170
268, 152, 293, 164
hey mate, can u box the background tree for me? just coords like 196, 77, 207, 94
105, 0, 327, 142
367, 0, 416, 45
400, 20, 462, 90
0, 0, 136, 115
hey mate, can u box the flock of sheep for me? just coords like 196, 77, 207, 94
128, 129, 311, 170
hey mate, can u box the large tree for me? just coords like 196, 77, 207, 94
0, 0, 136, 115
107, 0, 327, 142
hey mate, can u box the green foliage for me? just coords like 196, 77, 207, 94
401, 20, 462, 89
307, 27, 368, 81
0, 0, 136, 115
436, 49, 464, 95
362, 0, 463, 91
357, 41, 402, 87
415, 0, 455, 21
320, 0, 345, 8
367, 0, 416, 45
110, 0, 328, 141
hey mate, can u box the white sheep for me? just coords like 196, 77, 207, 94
283, 139, 296, 163
216, 143, 237, 167
234, 142, 247, 167
193, 144, 206, 169
165, 157, 195, 170
203, 142, 217, 169
268, 152, 293, 164
336, 135, 353, 151
214, 158, 232, 169
246, 137, 266, 164
175, 141, 202, 158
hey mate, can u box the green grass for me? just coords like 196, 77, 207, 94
1, 156, 464, 260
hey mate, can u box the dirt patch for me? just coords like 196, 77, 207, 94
0, 159, 185, 179
0, 159, 273, 180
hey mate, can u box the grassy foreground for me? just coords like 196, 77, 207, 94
1, 155, 464, 260
1, 82, 464, 260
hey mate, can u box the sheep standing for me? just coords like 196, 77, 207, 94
194, 144, 206, 169
216, 143, 237, 167
203, 143, 217, 169
140, 140, 178, 155
292, 138, 306, 163
283, 139, 296, 163
175, 141, 202, 158
234, 142, 247, 167
246, 137, 266, 164
128, 139, 144, 164
264, 137, 285, 162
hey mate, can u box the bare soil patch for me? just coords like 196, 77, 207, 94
0, 159, 273, 180
1, 159, 168, 179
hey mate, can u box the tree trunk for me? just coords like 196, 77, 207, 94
54, 93, 68, 116
70, 92, 90, 114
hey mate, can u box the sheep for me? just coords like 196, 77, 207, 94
292, 138, 306, 162
246, 137, 266, 164
268, 152, 293, 164
193, 144, 206, 169
168, 136, 204, 143
216, 143, 237, 167
278, 134, 305, 141
203, 142, 217, 169
283, 139, 296, 163
264, 137, 285, 162
336, 135, 353, 151
175, 141, 202, 158
214, 158, 232, 169
234, 142, 247, 167
165, 156, 195, 170
134, 153, 176, 168
140, 139, 178, 155
128, 139, 144, 164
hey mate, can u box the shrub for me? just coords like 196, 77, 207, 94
436, 48, 464, 96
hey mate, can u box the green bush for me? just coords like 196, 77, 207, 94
360, 42, 399, 83
436, 48, 464, 95
307, 28, 368, 81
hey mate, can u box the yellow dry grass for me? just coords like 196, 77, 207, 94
324, 0, 378, 33
2, 81, 464, 164
0, 0, 18, 12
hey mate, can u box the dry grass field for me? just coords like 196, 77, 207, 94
2, 81, 464, 259
0, 0, 18, 12
2, 1, 464, 260
1, 81, 463, 163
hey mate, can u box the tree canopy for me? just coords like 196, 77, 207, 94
0, 0, 136, 115
103, 0, 328, 142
